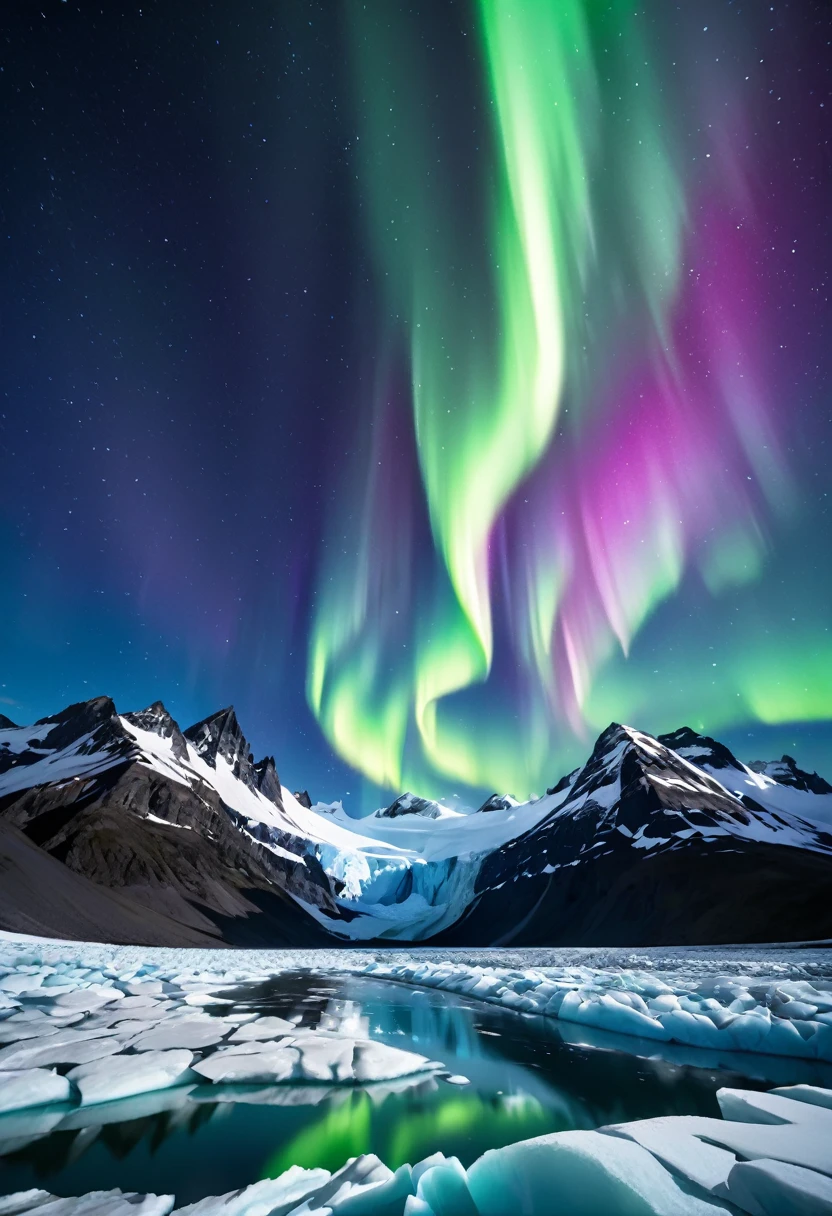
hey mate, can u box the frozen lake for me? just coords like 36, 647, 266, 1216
3, 966, 831, 1206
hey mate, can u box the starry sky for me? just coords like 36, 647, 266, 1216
1, 0, 830, 813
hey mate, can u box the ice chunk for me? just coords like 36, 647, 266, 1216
173, 1165, 330, 1214
403, 1199, 435, 1216
0, 1069, 72, 1114
192, 1045, 299, 1085
182, 993, 233, 1007
0, 1020, 60, 1045
603, 1121, 737, 1193
128, 1017, 228, 1051
466, 1129, 730, 1215
44, 986, 125, 1013
194, 1035, 437, 1087
121, 980, 164, 996
560, 992, 671, 1041
305, 1154, 408, 1214
0, 1193, 55, 1215
68, 1050, 195, 1106
296, 1034, 359, 1083
0, 1029, 122, 1070
717, 1088, 832, 1127
0, 1191, 173, 1215
0, 974, 48, 995
771, 1086, 832, 1112
617, 1114, 832, 1180
723, 1158, 832, 1216
351, 1040, 437, 1084
414, 1156, 477, 1215
227, 1016, 295, 1041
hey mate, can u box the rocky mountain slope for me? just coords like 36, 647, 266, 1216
2, 697, 831, 946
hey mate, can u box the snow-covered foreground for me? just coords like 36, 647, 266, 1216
2, 934, 832, 1213
3, 1084, 832, 1214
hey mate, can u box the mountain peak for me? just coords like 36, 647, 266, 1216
31, 696, 119, 753
123, 701, 188, 762
252, 755, 283, 807
185, 707, 247, 769
184, 706, 282, 808
749, 754, 832, 796
657, 725, 744, 771
0, 714, 18, 730
376, 792, 447, 820
477, 793, 518, 813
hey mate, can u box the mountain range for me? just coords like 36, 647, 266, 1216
1, 696, 831, 947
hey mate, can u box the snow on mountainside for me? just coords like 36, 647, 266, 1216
2, 697, 832, 946
658, 725, 832, 828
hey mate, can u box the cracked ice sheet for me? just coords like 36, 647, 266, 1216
2, 932, 832, 1079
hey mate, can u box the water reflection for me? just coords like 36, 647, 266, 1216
1, 970, 829, 1207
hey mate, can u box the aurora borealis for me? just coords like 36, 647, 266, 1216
308, 0, 830, 799
1, 0, 830, 808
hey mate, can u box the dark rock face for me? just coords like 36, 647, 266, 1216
185, 707, 255, 781
184, 707, 285, 811
0, 698, 334, 946
0, 714, 18, 729
34, 696, 121, 753
546, 768, 579, 797
435, 838, 832, 947
0, 754, 336, 946
253, 756, 282, 806
293, 789, 313, 809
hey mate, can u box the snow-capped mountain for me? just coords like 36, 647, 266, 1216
656, 725, 832, 826
374, 792, 457, 820
2, 697, 832, 947
435, 723, 832, 947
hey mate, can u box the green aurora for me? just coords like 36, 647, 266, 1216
307, 1, 829, 802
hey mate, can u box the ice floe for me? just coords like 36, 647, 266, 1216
191, 1033, 437, 1087
227, 1015, 295, 1040
68, 1049, 196, 1106
0, 1070, 71, 1114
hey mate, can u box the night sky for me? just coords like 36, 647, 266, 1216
1, 0, 830, 813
